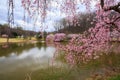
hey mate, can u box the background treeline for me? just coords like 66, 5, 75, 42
0, 24, 37, 38
53, 12, 96, 34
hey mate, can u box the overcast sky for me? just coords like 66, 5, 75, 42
0, 0, 96, 32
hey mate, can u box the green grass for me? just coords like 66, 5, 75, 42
31, 67, 78, 80
30, 65, 99, 80
109, 75, 120, 80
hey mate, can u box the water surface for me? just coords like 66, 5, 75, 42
0, 43, 59, 80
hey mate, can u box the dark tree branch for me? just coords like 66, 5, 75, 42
100, 0, 104, 9
104, 2, 120, 13
112, 16, 120, 22
100, 0, 120, 13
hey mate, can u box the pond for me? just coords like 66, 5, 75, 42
0, 42, 120, 80
0, 42, 58, 80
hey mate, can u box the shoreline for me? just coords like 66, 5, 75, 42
0, 38, 40, 44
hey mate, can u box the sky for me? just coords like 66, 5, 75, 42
0, 0, 96, 32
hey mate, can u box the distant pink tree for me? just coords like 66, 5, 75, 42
67, 34, 79, 40
46, 34, 54, 43
54, 33, 66, 42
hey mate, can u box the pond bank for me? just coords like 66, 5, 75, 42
0, 38, 40, 44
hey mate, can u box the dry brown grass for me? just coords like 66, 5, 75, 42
0, 37, 38, 43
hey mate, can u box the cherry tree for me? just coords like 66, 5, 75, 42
8, 0, 120, 65
65, 0, 120, 65
20, 0, 119, 31
55, 0, 120, 65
